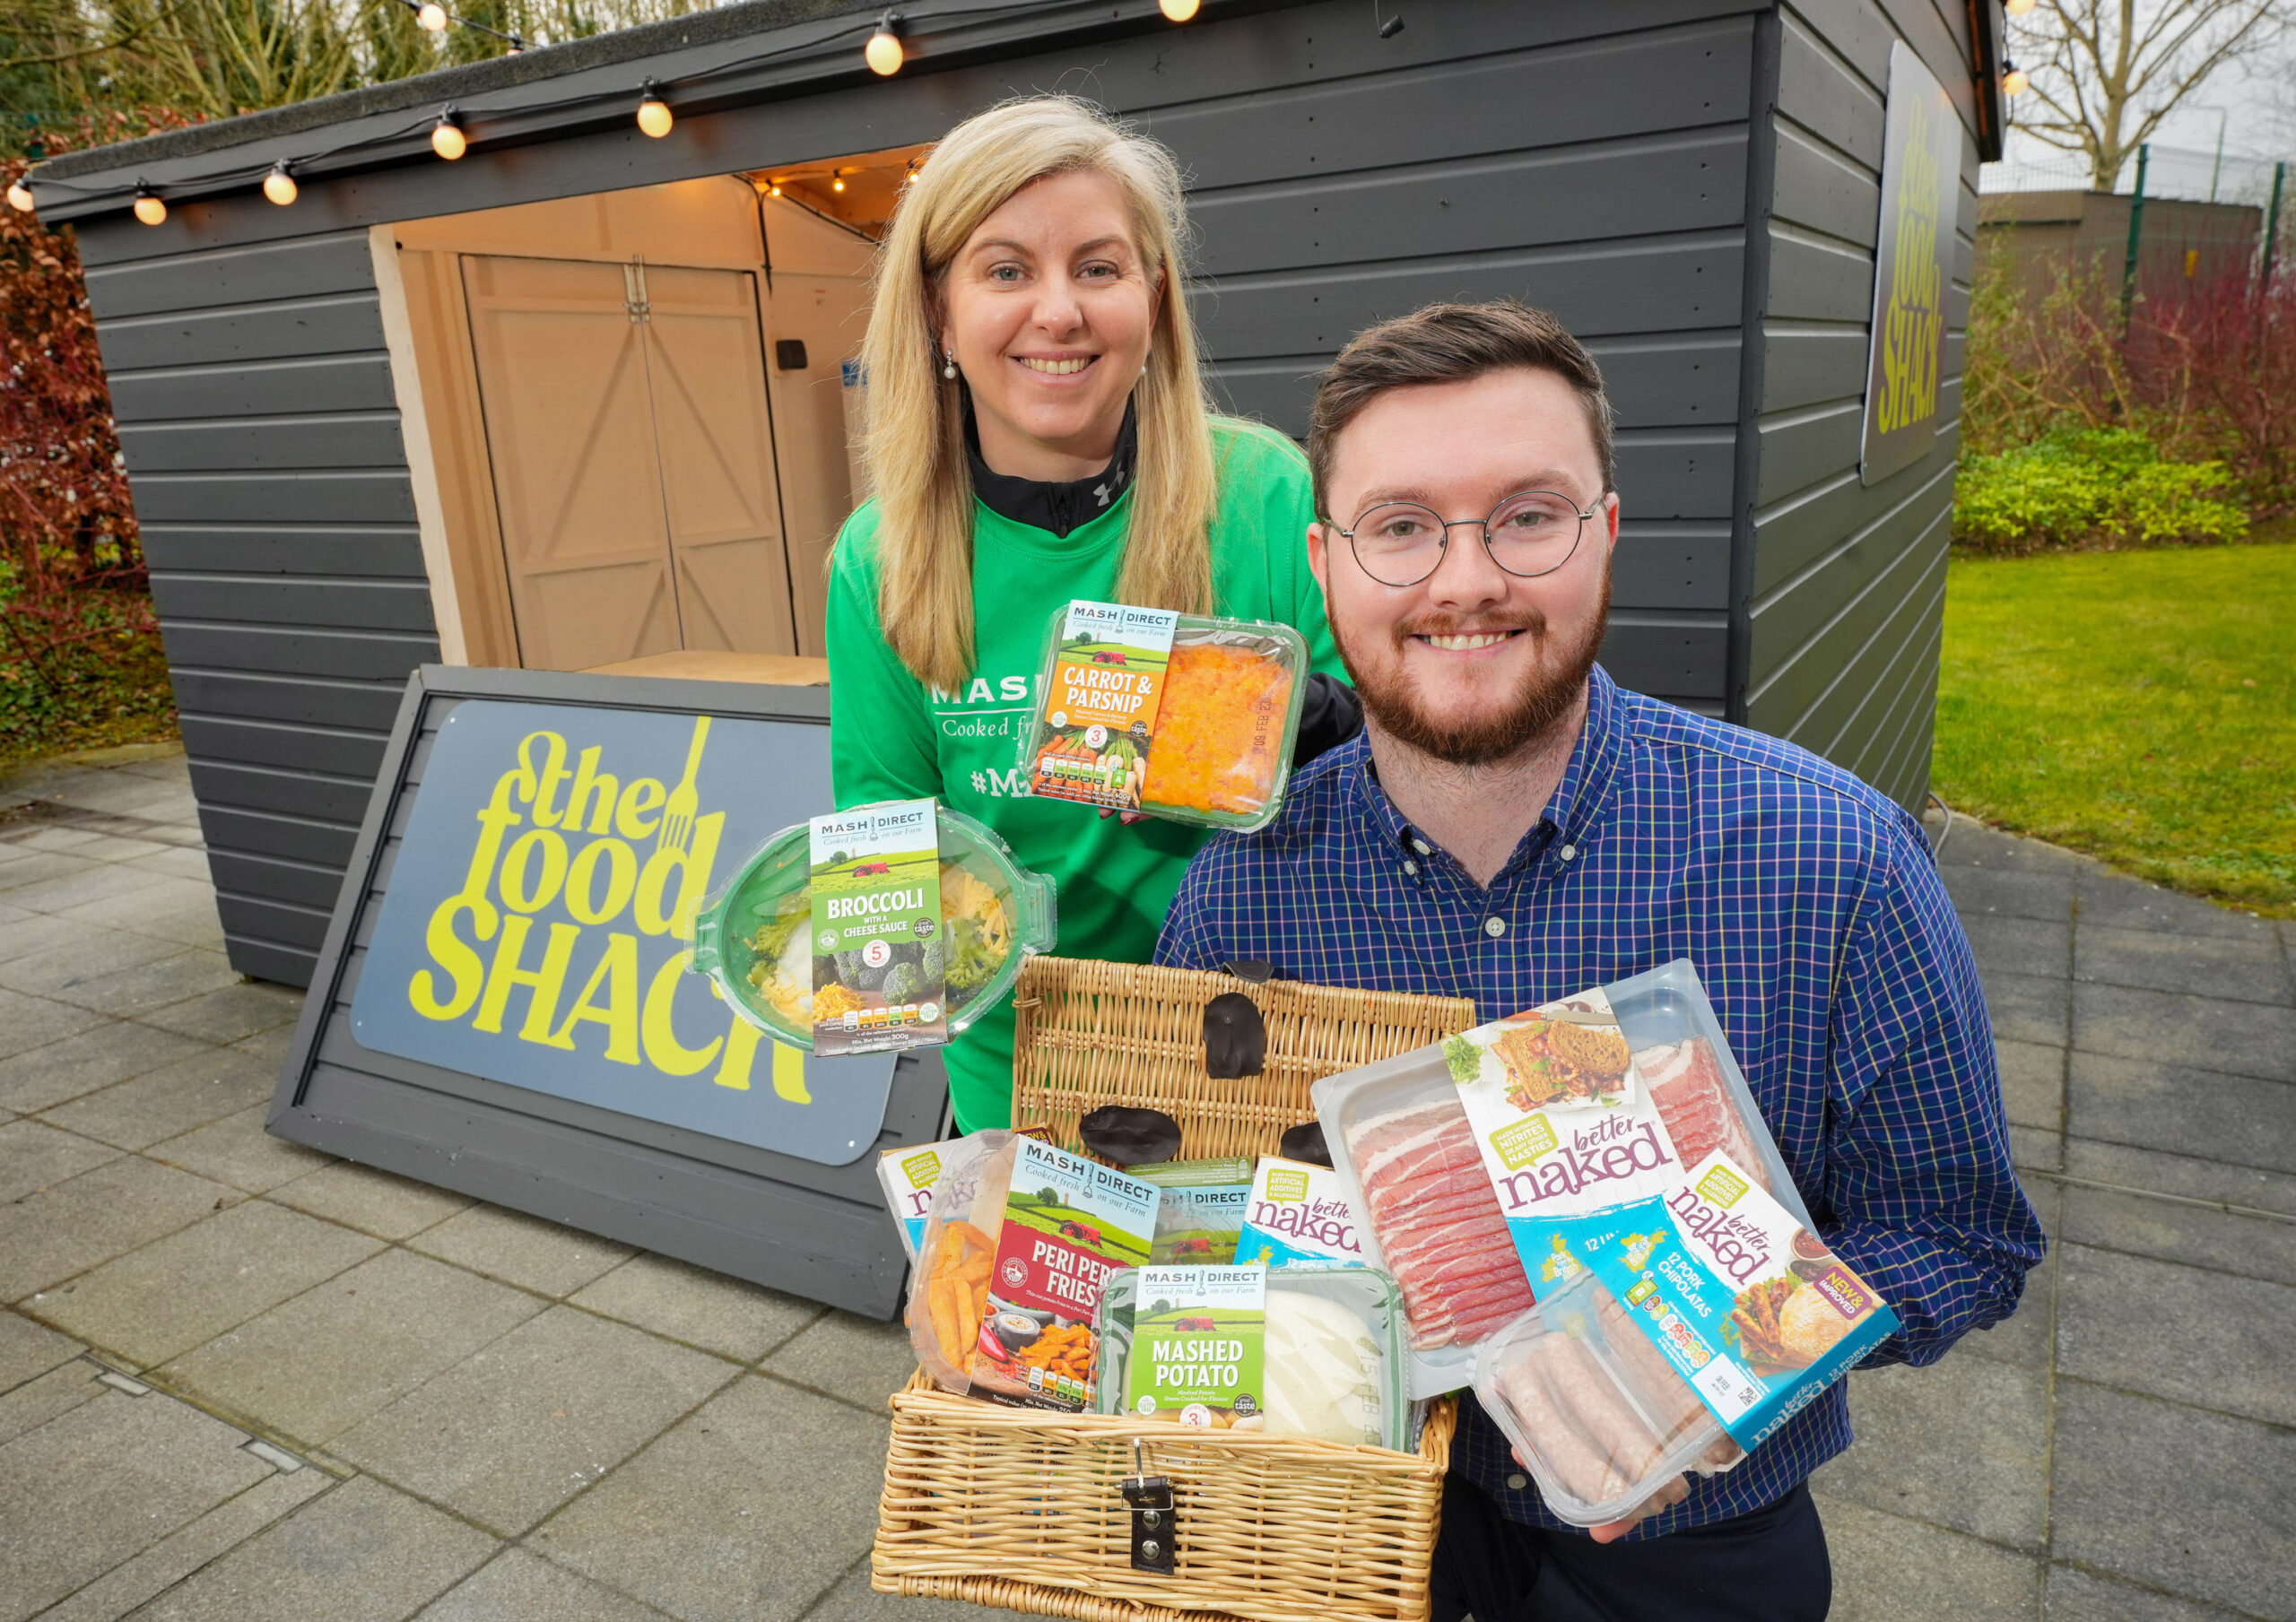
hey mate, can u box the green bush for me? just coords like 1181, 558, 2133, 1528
1952, 429, 2250, 555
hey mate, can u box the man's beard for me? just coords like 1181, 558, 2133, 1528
1331, 572, 1609, 768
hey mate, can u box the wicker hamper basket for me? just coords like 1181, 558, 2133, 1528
872, 958, 1477, 1622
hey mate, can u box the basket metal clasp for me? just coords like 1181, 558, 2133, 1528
1121, 1437, 1176, 1574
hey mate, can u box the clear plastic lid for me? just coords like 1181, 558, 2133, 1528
1092, 1264, 1411, 1451
1472, 1270, 1746, 1529
685, 801, 1056, 1052
1017, 606, 1311, 832
1602, 960, 1811, 1229
1312, 1058, 1539, 1395
904, 1132, 1017, 1398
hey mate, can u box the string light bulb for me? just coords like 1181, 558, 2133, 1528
6, 180, 32, 213
416, 2, 448, 30
2002, 60, 2028, 96
865, 13, 904, 75
1158, 0, 1200, 19
2005, 0, 2035, 13
263, 161, 298, 205
767, 181, 783, 196
832, 174, 847, 192
133, 186, 166, 225
430, 110, 466, 160
636, 82, 674, 137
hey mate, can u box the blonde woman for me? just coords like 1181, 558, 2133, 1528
826, 96, 1354, 1131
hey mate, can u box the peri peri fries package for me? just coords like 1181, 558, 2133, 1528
907, 1132, 1161, 1410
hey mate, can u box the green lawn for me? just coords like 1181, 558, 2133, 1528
1931, 542, 2295, 915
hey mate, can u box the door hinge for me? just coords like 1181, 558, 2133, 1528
624, 256, 652, 324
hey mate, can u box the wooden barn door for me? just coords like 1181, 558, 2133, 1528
460, 254, 796, 670
642, 265, 797, 655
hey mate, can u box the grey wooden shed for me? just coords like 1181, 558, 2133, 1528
29, 0, 2007, 993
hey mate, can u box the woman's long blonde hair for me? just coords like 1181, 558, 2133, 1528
860, 95, 1218, 692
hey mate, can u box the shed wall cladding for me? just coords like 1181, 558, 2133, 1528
66, 0, 1959, 986
1741, 0, 1982, 811
83, 230, 430, 986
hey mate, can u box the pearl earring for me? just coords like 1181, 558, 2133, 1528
943, 350, 957, 380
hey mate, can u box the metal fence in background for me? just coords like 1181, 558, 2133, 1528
1979, 140, 2290, 317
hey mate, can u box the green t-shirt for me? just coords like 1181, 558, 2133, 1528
825, 418, 1343, 1131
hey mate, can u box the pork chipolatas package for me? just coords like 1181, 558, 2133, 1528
1474, 1149, 1897, 1527
877, 1138, 963, 1262
1236, 1155, 1370, 1270
1315, 959, 1816, 1397
907, 1132, 1160, 1410
1473, 1270, 1745, 1528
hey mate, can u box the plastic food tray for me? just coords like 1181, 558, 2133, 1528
1314, 959, 1813, 1396
685, 802, 1055, 1051
1092, 1263, 1411, 1452
1018, 609, 1311, 832
1473, 1269, 1744, 1528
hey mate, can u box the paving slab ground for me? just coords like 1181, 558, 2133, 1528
2, 748, 2292, 1621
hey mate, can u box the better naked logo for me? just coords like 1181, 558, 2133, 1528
1667, 1185, 1776, 1285
1245, 1193, 1358, 1254
1493, 1114, 1674, 1213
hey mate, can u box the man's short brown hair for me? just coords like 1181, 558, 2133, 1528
1306, 299, 1616, 517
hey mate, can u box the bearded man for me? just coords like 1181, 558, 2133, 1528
1154, 300, 2041, 1622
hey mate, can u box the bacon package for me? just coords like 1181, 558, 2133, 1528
1314, 960, 1813, 1396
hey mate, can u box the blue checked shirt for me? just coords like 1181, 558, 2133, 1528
1155, 664, 2044, 1539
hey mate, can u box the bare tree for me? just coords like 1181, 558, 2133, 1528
3, 0, 726, 130
2008, 0, 2293, 190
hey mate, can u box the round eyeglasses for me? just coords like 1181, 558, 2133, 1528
1327, 490, 1600, 588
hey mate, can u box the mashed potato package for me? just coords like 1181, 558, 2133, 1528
1019, 602, 1309, 832
1093, 1263, 1408, 1451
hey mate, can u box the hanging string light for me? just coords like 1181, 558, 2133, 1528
832, 170, 848, 192
36, 0, 1118, 224
865, 13, 905, 75
2002, 60, 2028, 96
2005, 0, 2035, 13
6, 179, 33, 212
1158, 0, 1200, 20
636, 81, 674, 137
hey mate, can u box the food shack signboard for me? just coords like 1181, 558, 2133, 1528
351, 698, 895, 1165
1860, 40, 1962, 487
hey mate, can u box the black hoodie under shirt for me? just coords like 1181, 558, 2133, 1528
963, 397, 1363, 766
